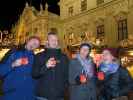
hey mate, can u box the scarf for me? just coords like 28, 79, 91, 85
77, 54, 94, 78
100, 61, 119, 74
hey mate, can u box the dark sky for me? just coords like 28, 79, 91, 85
0, 0, 60, 31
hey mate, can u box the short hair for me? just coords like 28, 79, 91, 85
48, 32, 57, 36
80, 43, 92, 51
28, 36, 41, 43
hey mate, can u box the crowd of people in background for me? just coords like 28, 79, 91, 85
0, 32, 133, 100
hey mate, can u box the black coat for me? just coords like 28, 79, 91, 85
98, 70, 119, 100
32, 48, 69, 100
98, 66, 132, 100
69, 58, 97, 100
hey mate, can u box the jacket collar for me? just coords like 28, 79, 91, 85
45, 48, 61, 55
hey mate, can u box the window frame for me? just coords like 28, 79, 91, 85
118, 19, 128, 41
97, 0, 104, 5
68, 6, 74, 16
81, 0, 87, 12
96, 25, 105, 38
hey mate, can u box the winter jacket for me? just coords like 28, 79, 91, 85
119, 67, 132, 96
32, 48, 69, 100
97, 63, 132, 100
69, 58, 97, 100
0, 48, 36, 100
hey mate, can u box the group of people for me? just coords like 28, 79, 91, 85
0, 32, 132, 100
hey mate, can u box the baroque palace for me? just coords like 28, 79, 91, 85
13, 0, 133, 49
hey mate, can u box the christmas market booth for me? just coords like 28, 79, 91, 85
119, 48, 133, 78
119, 38, 133, 100
119, 38, 133, 78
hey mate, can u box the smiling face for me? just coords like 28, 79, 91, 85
26, 38, 40, 51
47, 34, 59, 49
80, 46, 90, 59
102, 50, 114, 63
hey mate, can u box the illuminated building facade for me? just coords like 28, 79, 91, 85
14, 0, 133, 48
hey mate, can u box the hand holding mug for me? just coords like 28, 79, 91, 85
46, 57, 57, 68
21, 58, 29, 65
97, 71, 105, 81
12, 58, 28, 68
79, 74, 87, 84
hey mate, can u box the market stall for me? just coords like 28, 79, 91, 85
119, 48, 133, 78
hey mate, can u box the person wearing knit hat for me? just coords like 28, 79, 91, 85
97, 48, 132, 100
102, 48, 118, 58
69, 42, 97, 100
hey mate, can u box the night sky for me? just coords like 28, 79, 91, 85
0, 0, 60, 31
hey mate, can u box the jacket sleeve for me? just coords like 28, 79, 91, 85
32, 53, 48, 79
63, 55, 69, 87
69, 60, 80, 85
0, 52, 15, 77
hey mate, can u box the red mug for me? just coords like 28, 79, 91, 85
97, 72, 105, 80
21, 58, 29, 65
80, 74, 87, 84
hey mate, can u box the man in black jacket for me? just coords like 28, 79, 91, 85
32, 32, 69, 100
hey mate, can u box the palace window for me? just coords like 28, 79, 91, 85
68, 6, 73, 16
97, 25, 104, 37
97, 0, 104, 5
81, 0, 87, 12
118, 19, 128, 41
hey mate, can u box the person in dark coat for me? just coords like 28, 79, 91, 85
32, 32, 69, 100
69, 43, 97, 100
0, 36, 40, 100
97, 48, 132, 100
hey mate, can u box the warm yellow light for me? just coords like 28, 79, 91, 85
129, 51, 133, 56
34, 48, 45, 54
0, 49, 10, 61
127, 65, 133, 78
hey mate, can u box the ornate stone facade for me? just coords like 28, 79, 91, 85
14, 3, 61, 45
14, 0, 133, 48
60, 0, 133, 48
